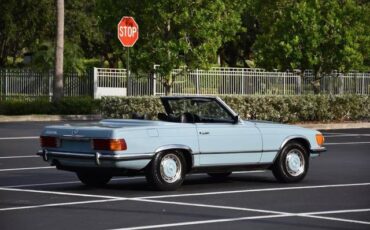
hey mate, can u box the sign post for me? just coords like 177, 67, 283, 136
117, 16, 139, 82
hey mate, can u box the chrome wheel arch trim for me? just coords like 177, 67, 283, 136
154, 144, 194, 170
154, 144, 193, 154
279, 135, 311, 151
272, 135, 311, 164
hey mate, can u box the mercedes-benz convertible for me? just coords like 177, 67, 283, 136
38, 96, 326, 190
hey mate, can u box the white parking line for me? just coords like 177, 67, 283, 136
2, 171, 265, 188
0, 187, 120, 199
110, 214, 290, 230
0, 182, 369, 211
0, 166, 54, 172
110, 208, 370, 230
0, 198, 125, 211
1, 184, 369, 227
140, 182, 370, 199
304, 208, 370, 215
133, 198, 288, 215
0, 136, 39, 140
325, 134, 370, 137
0, 155, 38, 159
323, 132, 370, 135
325, 142, 370, 145
5, 177, 145, 188
300, 214, 370, 225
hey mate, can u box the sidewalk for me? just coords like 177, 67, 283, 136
0, 114, 369, 130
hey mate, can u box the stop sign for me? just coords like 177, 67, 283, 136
117, 16, 139, 47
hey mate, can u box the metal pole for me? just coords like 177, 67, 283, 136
127, 48, 130, 78
127, 47, 130, 96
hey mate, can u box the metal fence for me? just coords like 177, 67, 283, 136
0, 69, 93, 100
0, 67, 369, 100
153, 68, 370, 96
154, 68, 302, 95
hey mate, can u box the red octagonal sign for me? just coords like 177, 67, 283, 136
117, 16, 139, 47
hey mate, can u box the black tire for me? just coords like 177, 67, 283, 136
76, 172, 112, 187
145, 151, 186, 191
272, 141, 309, 183
207, 172, 232, 179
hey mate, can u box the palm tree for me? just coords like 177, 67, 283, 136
53, 0, 64, 102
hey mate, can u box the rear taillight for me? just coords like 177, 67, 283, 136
93, 139, 127, 151
40, 136, 58, 148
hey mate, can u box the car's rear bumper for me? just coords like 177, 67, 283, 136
37, 149, 153, 166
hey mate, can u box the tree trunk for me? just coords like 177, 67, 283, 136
53, 0, 64, 103
312, 71, 321, 94
164, 84, 172, 96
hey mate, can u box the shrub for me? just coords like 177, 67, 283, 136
101, 95, 369, 123
0, 97, 100, 115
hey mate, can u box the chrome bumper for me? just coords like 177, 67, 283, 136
310, 147, 326, 157
37, 150, 153, 166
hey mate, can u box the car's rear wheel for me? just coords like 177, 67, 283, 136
207, 172, 232, 178
76, 172, 112, 187
272, 142, 309, 183
146, 151, 186, 191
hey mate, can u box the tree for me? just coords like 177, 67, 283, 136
0, 0, 53, 67
53, 0, 64, 102
132, 0, 244, 94
218, 1, 259, 67
252, 0, 370, 93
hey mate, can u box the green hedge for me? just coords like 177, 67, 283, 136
0, 97, 100, 115
101, 95, 370, 123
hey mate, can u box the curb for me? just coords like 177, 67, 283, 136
0, 115, 369, 130
0, 115, 102, 122
296, 122, 370, 130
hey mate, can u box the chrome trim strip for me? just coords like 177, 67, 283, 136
61, 135, 90, 140
195, 149, 277, 155
155, 144, 193, 154
280, 135, 311, 150
310, 153, 320, 158
37, 150, 153, 161
310, 147, 326, 153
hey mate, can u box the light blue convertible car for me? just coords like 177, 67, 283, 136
38, 96, 326, 190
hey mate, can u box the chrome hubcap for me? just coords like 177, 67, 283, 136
160, 154, 181, 183
285, 150, 305, 177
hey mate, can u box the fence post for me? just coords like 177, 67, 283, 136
297, 74, 302, 95
283, 72, 287, 95
5, 69, 8, 97
196, 69, 200, 95
48, 70, 53, 101
362, 73, 365, 95
241, 70, 245, 94
339, 73, 344, 94
93, 67, 98, 99
153, 65, 158, 96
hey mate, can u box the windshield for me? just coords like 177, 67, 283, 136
161, 97, 235, 123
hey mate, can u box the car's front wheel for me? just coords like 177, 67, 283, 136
146, 151, 186, 191
76, 171, 112, 187
272, 142, 309, 183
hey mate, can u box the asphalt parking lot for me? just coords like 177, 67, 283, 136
0, 121, 369, 230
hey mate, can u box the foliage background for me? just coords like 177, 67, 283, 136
1, 0, 369, 74
101, 95, 370, 123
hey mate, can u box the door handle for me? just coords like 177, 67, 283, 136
199, 131, 210, 135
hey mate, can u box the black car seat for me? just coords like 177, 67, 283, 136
181, 112, 194, 123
